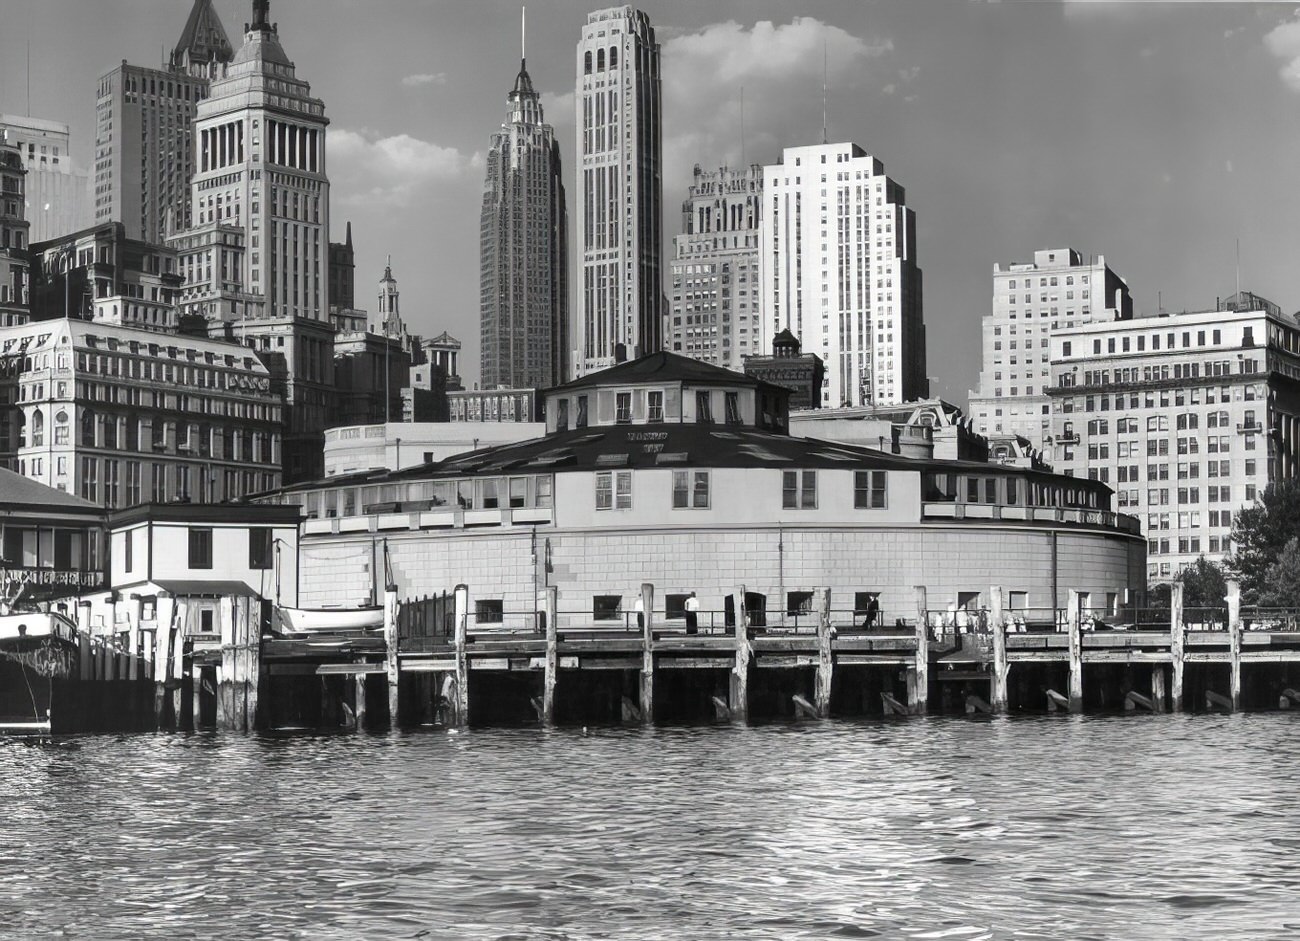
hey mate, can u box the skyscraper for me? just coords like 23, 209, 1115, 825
761, 143, 926, 408
180, 0, 334, 481
573, 6, 662, 377
667, 164, 763, 371
480, 53, 568, 389
0, 132, 30, 327
967, 248, 1132, 451
0, 114, 93, 243
93, 0, 233, 242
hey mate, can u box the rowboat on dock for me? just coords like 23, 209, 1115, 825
275, 605, 384, 636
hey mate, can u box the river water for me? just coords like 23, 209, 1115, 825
2, 716, 1298, 940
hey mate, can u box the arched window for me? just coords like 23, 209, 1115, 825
596, 49, 605, 71
584, 51, 592, 74
609, 46, 618, 68
81, 409, 96, 448
15, 411, 26, 448
31, 410, 44, 447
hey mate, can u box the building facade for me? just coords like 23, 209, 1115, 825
480, 57, 568, 389
573, 6, 662, 376
761, 143, 926, 408
969, 248, 1132, 451
0, 318, 281, 507
323, 421, 546, 477
254, 352, 1143, 629
1049, 303, 1300, 582
93, 0, 233, 243
667, 164, 762, 371
0, 132, 30, 327
744, 329, 825, 411
0, 114, 93, 244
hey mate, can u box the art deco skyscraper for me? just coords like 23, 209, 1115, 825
761, 142, 926, 407
573, 6, 662, 377
480, 53, 568, 389
94, 0, 233, 242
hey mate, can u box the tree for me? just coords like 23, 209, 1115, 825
1257, 538, 1300, 609
1227, 478, 1300, 600
1177, 556, 1229, 610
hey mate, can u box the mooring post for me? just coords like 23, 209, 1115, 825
542, 586, 558, 726
383, 586, 400, 727
452, 584, 470, 727
155, 594, 177, 728
128, 594, 143, 682
639, 583, 655, 725
990, 585, 1008, 714
1151, 662, 1166, 713
912, 585, 929, 715
730, 584, 750, 722
1067, 589, 1083, 713
214, 595, 233, 730
247, 597, 262, 732
354, 668, 368, 731
1227, 580, 1242, 712
1170, 583, 1185, 712
191, 658, 203, 732
813, 587, 833, 717
234, 597, 251, 732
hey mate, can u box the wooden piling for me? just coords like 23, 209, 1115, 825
1125, 690, 1156, 712
1206, 690, 1233, 712
639, 583, 655, 725
215, 596, 233, 729
1227, 580, 1242, 712
1151, 664, 1166, 713
912, 586, 928, 716
730, 585, 750, 722
231, 598, 248, 733
1067, 589, 1083, 713
383, 587, 400, 727
814, 587, 833, 718
191, 662, 203, 732
542, 586, 558, 726
155, 595, 178, 728
881, 692, 908, 716
990, 585, 1008, 714
354, 669, 368, 731
792, 693, 818, 719
965, 694, 993, 715
128, 594, 142, 682
1046, 689, 1069, 712
711, 695, 731, 720
1170, 583, 1185, 712
452, 584, 469, 727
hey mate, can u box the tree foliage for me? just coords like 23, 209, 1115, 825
1256, 538, 1300, 609
1227, 478, 1300, 601
1177, 556, 1229, 609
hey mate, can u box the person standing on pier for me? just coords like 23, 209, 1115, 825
685, 592, 699, 634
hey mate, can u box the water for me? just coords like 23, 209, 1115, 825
2, 716, 1299, 940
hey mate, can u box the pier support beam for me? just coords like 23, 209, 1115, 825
1227, 580, 1242, 712
542, 586, 558, 727
1067, 589, 1083, 713
155, 595, 178, 729
452, 584, 470, 727
191, 655, 202, 731
814, 587, 833, 718
639, 583, 655, 725
383, 587, 400, 727
354, 668, 369, 731
912, 586, 928, 716
1151, 664, 1167, 713
1170, 584, 1185, 712
990, 586, 1008, 714
730, 584, 750, 722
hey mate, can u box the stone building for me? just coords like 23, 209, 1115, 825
0, 132, 30, 328
1049, 298, 1300, 582
667, 164, 763, 371
744, 329, 825, 410
0, 114, 93, 243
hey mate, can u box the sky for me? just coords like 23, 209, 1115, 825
2, 0, 1300, 404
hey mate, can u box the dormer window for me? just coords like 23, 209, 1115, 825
616, 392, 632, 423
648, 391, 664, 423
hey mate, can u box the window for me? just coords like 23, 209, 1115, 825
593, 595, 622, 621
556, 399, 569, 432
616, 392, 631, 423
648, 391, 664, 423
854, 470, 887, 508
725, 392, 741, 425
123, 532, 133, 573
782, 470, 817, 509
696, 390, 713, 423
787, 591, 814, 617
200, 609, 214, 634
673, 470, 710, 508
248, 528, 273, 570
188, 527, 213, 569
598, 471, 632, 509
475, 599, 503, 624
576, 395, 588, 428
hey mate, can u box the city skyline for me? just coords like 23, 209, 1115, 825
3, 1, 1300, 398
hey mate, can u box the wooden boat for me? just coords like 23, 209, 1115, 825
275, 605, 384, 635
0, 612, 79, 735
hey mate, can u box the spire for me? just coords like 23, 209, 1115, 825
172, 0, 233, 70
252, 0, 271, 32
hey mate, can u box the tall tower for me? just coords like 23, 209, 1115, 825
761, 142, 926, 407
573, 6, 662, 377
480, 44, 568, 390
668, 164, 763, 371
375, 257, 405, 338
93, 0, 233, 242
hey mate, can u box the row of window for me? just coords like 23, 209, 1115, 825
1062, 325, 1252, 358
162, 527, 275, 573
596, 470, 890, 512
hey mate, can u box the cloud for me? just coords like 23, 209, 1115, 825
656, 18, 893, 191
1265, 17, 1300, 91
328, 129, 480, 206
401, 73, 446, 87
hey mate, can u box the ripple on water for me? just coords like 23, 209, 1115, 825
2, 717, 1300, 939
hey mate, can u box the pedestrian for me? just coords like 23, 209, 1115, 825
684, 591, 699, 634
634, 595, 644, 631
863, 594, 880, 629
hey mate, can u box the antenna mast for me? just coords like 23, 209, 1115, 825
522, 5, 526, 61
822, 40, 828, 145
